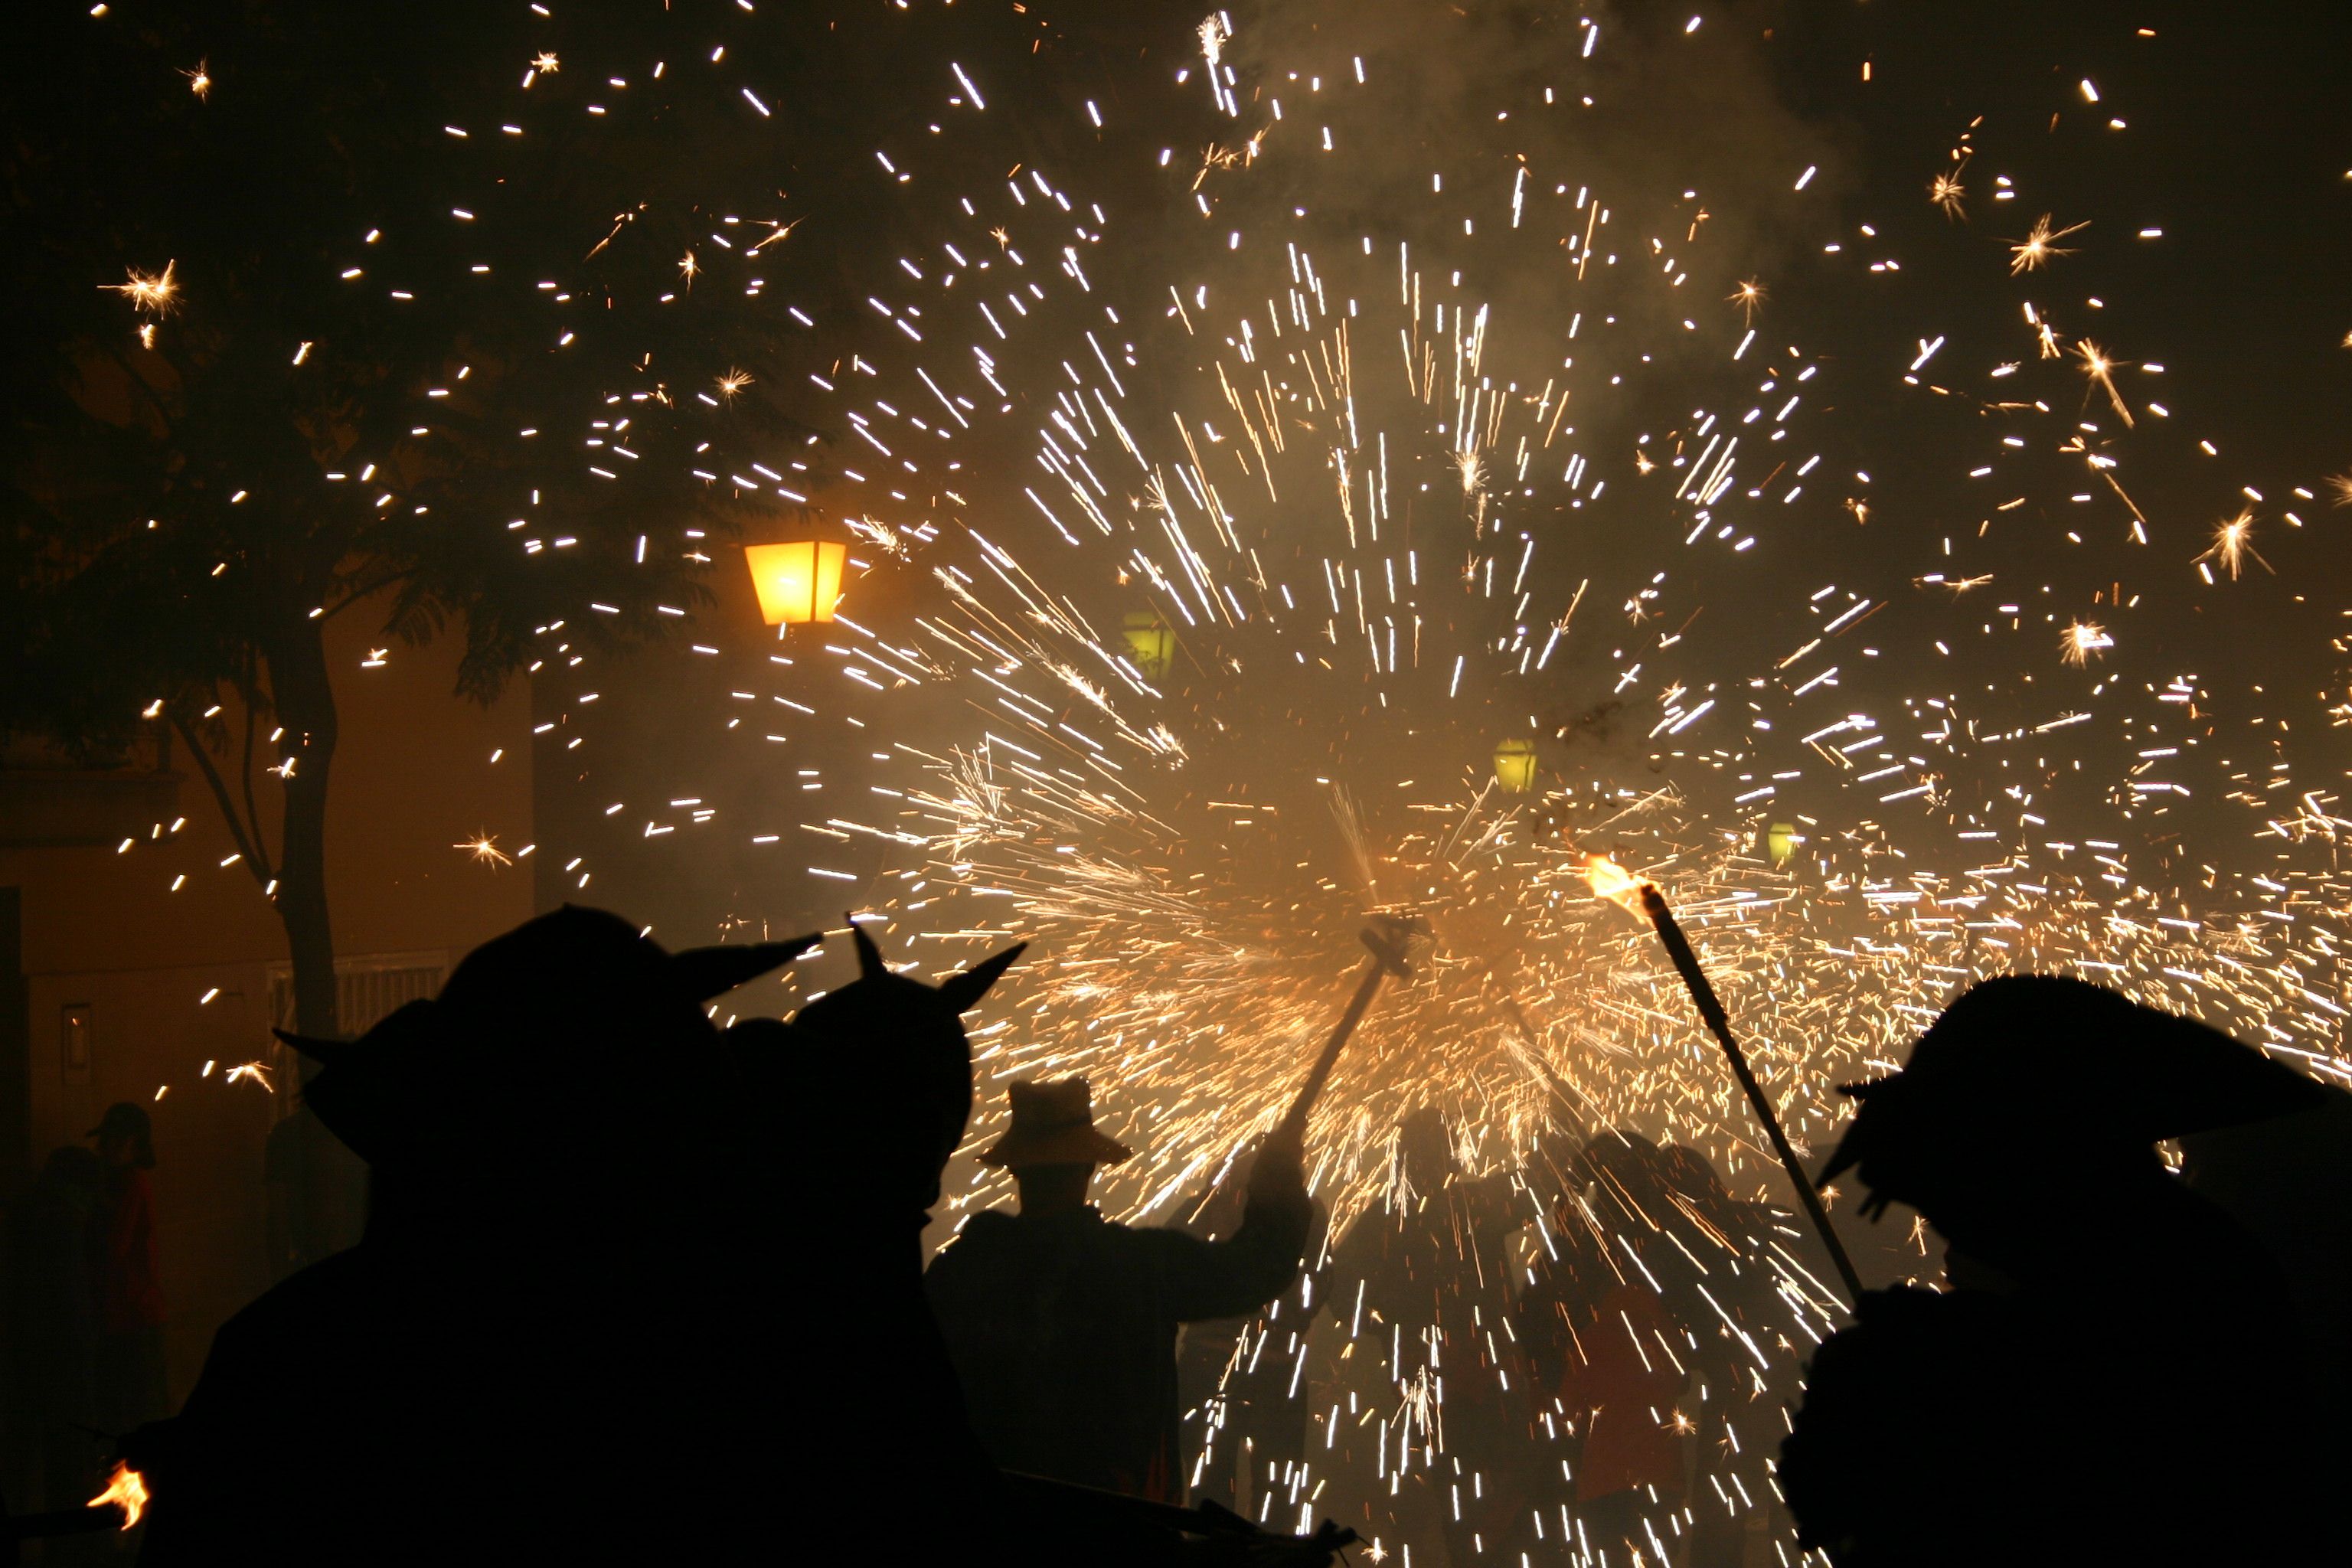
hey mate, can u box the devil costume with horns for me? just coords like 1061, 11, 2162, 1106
1780, 975, 2341, 1567
131, 906, 1029, 1566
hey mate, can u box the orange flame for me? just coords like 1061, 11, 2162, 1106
90, 1462, 149, 1530
1582, 854, 1654, 916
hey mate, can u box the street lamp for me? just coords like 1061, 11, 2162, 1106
744, 538, 848, 626
1122, 610, 1176, 680
1492, 737, 1538, 793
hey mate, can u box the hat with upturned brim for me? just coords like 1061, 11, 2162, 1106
270, 905, 822, 1168
979, 1076, 1135, 1168
1818, 973, 2326, 1210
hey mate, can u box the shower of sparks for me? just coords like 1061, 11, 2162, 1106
183, 61, 211, 99
102, 10, 2352, 1563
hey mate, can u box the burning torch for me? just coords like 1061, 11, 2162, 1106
1585, 855, 1866, 1302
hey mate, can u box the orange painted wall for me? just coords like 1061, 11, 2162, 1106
2, 598, 534, 1403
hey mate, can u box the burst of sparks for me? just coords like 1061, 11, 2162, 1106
2060, 619, 2112, 665
2073, 337, 2135, 426
1929, 162, 1966, 219
183, 61, 211, 99
2196, 510, 2270, 580
456, 833, 514, 867
105, 259, 178, 316
715, 368, 752, 398
1729, 277, 1766, 323
2007, 213, 2088, 274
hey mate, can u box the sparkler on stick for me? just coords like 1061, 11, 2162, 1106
1269, 913, 1423, 1151
1585, 856, 1867, 1302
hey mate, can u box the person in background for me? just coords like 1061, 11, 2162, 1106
87, 1102, 168, 1439
5, 1145, 106, 1521
926, 1076, 1313, 1503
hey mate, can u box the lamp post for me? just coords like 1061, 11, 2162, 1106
1122, 610, 1176, 680
1492, 737, 1538, 793
743, 538, 848, 627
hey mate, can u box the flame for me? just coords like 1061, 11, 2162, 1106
1582, 854, 1653, 916
90, 1462, 149, 1530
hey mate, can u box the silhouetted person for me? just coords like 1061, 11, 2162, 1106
1526, 1132, 1690, 1562
260, 1103, 345, 1283
1173, 1155, 1329, 1514
5, 1145, 106, 1521
1782, 975, 2330, 1566
89, 1102, 168, 1440
130, 906, 832, 1565
733, 918, 1024, 1540
1320, 1107, 1521, 1566
925, 1076, 1312, 1504
2181, 1085, 2352, 1413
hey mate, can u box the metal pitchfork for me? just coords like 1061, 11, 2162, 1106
1268, 913, 1426, 1150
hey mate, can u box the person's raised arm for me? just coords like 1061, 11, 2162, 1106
1151, 1139, 1315, 1321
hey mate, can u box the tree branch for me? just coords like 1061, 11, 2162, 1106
320, 567, 414, 621
89, 340, 182, 446
171, 712, 273, 895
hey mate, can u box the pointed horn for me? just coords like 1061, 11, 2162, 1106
848, 913, 887, 980
936, 941, 1028, 1014
673, 933, 825, 1002
271, 1027, 342, 1065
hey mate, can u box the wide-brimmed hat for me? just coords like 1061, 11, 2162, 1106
1819, 974, 2325, 1202
272, 906, 822, 1168
979, 1076, 1135, 1169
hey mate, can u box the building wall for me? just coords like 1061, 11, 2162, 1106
0, 603, 534, 1406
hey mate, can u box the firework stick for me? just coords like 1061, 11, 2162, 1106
2, 1504, 124, 1543
1639, 884, 1867, 1302
1271, 918, 1417, 1151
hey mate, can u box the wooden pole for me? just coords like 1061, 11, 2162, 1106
1640, 884, 1865, 1302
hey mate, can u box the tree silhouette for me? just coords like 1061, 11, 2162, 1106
2, 0, 824, 1039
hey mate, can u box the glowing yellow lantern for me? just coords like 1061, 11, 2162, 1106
1766, 822, 1798, 866
744, 539, 848, 626
1492, 737, 1539, 793
1122, 611, 1176, 679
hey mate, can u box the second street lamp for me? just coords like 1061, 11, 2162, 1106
1492, 737, 1538, 793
